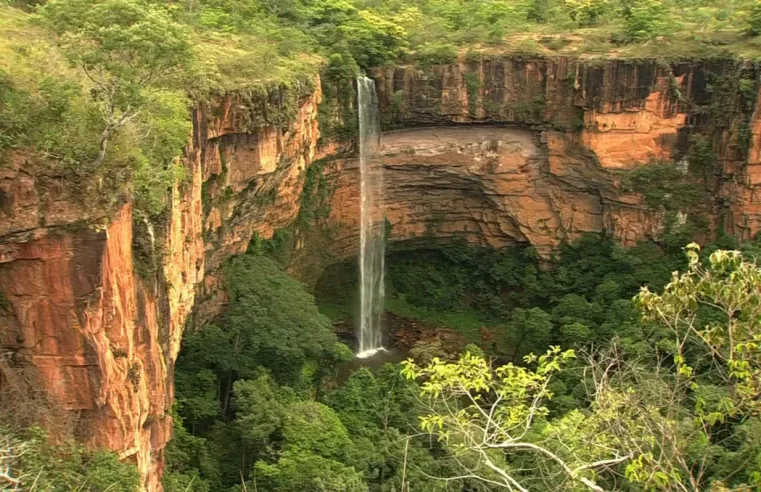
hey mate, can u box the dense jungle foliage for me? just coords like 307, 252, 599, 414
159, 234, 761, 491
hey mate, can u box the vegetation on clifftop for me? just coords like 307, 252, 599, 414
3, 0, 761, 221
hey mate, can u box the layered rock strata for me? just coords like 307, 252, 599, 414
373, 57, 761, 239
290, 126, 662, 285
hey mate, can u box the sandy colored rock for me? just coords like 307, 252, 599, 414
0, 205, 172, 491
295, 127, 657, 276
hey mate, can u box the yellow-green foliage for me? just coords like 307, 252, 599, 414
0, 7, 101, 160
1, 426, 140, 491
0, 4, 190, 218
397, 245, 761, 491
637, 243, 761, 416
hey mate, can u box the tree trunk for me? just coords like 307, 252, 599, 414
92, 125, 111, 168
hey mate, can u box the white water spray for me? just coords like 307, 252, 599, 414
356, 76, 386, 359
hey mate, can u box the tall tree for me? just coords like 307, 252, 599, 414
39, 0, 192, 168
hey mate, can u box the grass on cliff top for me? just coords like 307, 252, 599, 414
395, 0, 761, 65
0, 5, 321, 96
188, 28, 322, 94
0, 7, 80, 89
414, 25, 761, 64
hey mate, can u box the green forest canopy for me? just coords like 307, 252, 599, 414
159, 236, 761, 491
5, 235, 761, 490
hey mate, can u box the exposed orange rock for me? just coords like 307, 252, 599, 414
580, 76, 685, 169
0, 80, 324, 490
292, 127, 660, 276
189, 80, 323, 327
0, 204, 172, 491
726, 82, 761, 239
372, 57, 761, 243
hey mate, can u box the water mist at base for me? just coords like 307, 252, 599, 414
356, 76, 386, 359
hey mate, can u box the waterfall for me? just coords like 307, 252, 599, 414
356, 76, 386, 358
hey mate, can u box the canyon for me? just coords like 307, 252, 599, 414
1, 55, 761, 489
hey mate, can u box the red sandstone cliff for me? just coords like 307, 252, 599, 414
2, 56, 761, 490
0, 165, 171, 489
0, 81, 322, 489
372, 57, 761, 241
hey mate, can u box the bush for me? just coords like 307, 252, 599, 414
621, 0, 667, 40
564, 0, 610, 26
1, 427, 140, 491
414, 41, 458, 65
751, 1, 761, 35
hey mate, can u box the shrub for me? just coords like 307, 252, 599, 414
751, 1, 761, 35
1, 427, 140, 490
564, 0, 610, 26
414, 41, 458, 65
621, 0, 667, 40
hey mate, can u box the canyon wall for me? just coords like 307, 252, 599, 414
0, 81, 323, 489
0, 155, 172, 489
292, 57, 761, 284
371, 57, 761, 240
303, 126, 658, 270
2, 55, 761, 490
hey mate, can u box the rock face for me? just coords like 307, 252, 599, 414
372, 57, 761, 241
0, 194, 172, 490
191, 81, 323, 326
0, 81, 323, 489
2, 56, 761, 490
291, 126, 661, 284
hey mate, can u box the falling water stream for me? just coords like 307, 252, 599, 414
356, 76, 386, 358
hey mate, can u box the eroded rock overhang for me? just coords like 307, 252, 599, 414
293, 125, 660, 278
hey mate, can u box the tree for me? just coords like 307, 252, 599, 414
547, 245, 761, 491
621, 0, 667, 40
253, 401, 367, 492
175, 255, 341, 420
577, 342, 761, 491
559, 321, 592, 345
223, 255, 340, 385
254, 450, 368, 492
163, 412, 215, 492
39, 0, 192, 168
401, 349, 632, 491
552, 294, 603, 327
629, 245, 761, 490
564, 0, 610, 26
281, 401, 354, 460
498, 307, 552, 360
306, 0, 408, 70
636, 244, 761, 417
232, 374, 294, 447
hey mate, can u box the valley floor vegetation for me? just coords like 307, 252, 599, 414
161, 234, 761, 491
3, 234, 760, 490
